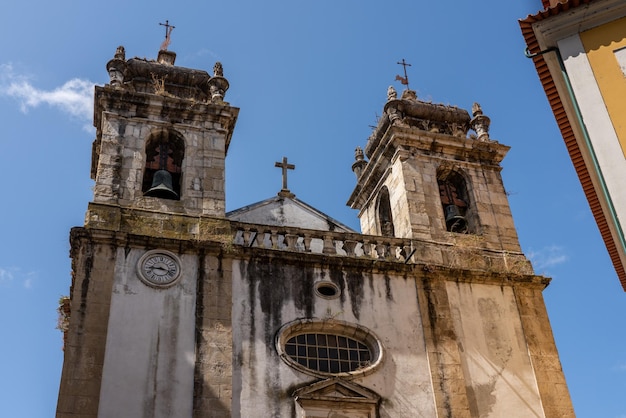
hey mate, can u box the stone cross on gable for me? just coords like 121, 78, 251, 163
275, 157, 296, 198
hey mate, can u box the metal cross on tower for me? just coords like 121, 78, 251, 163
159, 20, 175, 51
275, 157, 296, 198
395, 58, 412, 89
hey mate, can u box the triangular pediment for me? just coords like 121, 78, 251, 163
227, 196, 355, 232
293, 378, 379, 404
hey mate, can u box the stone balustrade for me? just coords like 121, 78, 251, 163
230, 221, 416, 263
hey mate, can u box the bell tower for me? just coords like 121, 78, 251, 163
88, 45, 237, 222
348, 87, 523, 269
56, 41, 238, 417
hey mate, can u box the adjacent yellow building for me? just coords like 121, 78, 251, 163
521, 0, 626, 289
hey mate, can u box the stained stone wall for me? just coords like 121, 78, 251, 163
91, 87, 238, 218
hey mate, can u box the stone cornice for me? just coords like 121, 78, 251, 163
347, 124, 509, 210
94, 85, 239, 131
71, 224, 549, 290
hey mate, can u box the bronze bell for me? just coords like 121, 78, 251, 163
144, 170, 179, 200
444, 205, 468, 233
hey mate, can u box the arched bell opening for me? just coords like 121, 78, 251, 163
142, 129, 185, 200
437, 168, 473, 234
377, 186, 395, 237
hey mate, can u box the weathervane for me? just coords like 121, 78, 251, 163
159, 20, 175, 51
275, 157, 296, 198
395, 58, 412, 89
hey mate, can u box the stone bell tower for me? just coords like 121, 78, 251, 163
56, 41, 238, 417
89, 45, 237, 219
348, 87, 520, 261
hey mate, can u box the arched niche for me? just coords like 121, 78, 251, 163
376, 186, 395, 237
142, 129, 185, 200
437, 167, 474, 234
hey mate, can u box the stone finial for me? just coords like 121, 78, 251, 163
207, 62, 229, 102
355, 146, 364, 161
106, 46, 127, 87
472, 102, 483, 116
213, 62, 224, 77
352, 146, 368, 179
470, 102, 491, 141
387, 85, 397, 101
114, 46, 125, 61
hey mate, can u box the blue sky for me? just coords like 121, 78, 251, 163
1, 1, 624, 417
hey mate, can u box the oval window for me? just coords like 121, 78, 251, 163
314, 281, 340, 299
276, 319, 382, 377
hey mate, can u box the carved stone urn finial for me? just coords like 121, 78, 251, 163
106, 46, 127, 87
213, 62, 224, 77
207, 62, 229, 103
470, 102, 491, 141
352, 146, 368, 180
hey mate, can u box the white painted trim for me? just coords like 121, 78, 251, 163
558, 35, 626, 256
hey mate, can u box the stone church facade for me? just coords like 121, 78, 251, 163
56, 44, 574, 417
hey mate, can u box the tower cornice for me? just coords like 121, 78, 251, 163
348, 124, 509, 210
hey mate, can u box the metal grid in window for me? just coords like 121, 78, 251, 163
284, 333, 372, 374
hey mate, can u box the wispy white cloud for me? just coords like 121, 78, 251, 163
0, 63, 94, 128
0, 266, 36, 289
527, 245, 568, 271
0, 267, 14, 284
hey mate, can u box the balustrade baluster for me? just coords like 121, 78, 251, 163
322, 234, 335, 255
342, 240, 358, 256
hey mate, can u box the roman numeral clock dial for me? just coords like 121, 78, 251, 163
137, 250, 182, 287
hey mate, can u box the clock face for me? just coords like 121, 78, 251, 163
138, 250, 182, 287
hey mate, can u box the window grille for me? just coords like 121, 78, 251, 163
284, 333, 372, 374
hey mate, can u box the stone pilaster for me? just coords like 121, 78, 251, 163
193, 252, 233, 417
56, 229, 117, 418
416, 273, 472, 418
514, 286, 575, 418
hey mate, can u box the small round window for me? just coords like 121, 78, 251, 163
314, 281, 340, 299
276, 319, 382, 377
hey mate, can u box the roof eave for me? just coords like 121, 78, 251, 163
519, 1, 626, 289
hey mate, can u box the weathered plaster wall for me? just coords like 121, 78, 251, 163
232, 256, 437, 418
446, 282, 544, 418
98, 248, 198, 418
